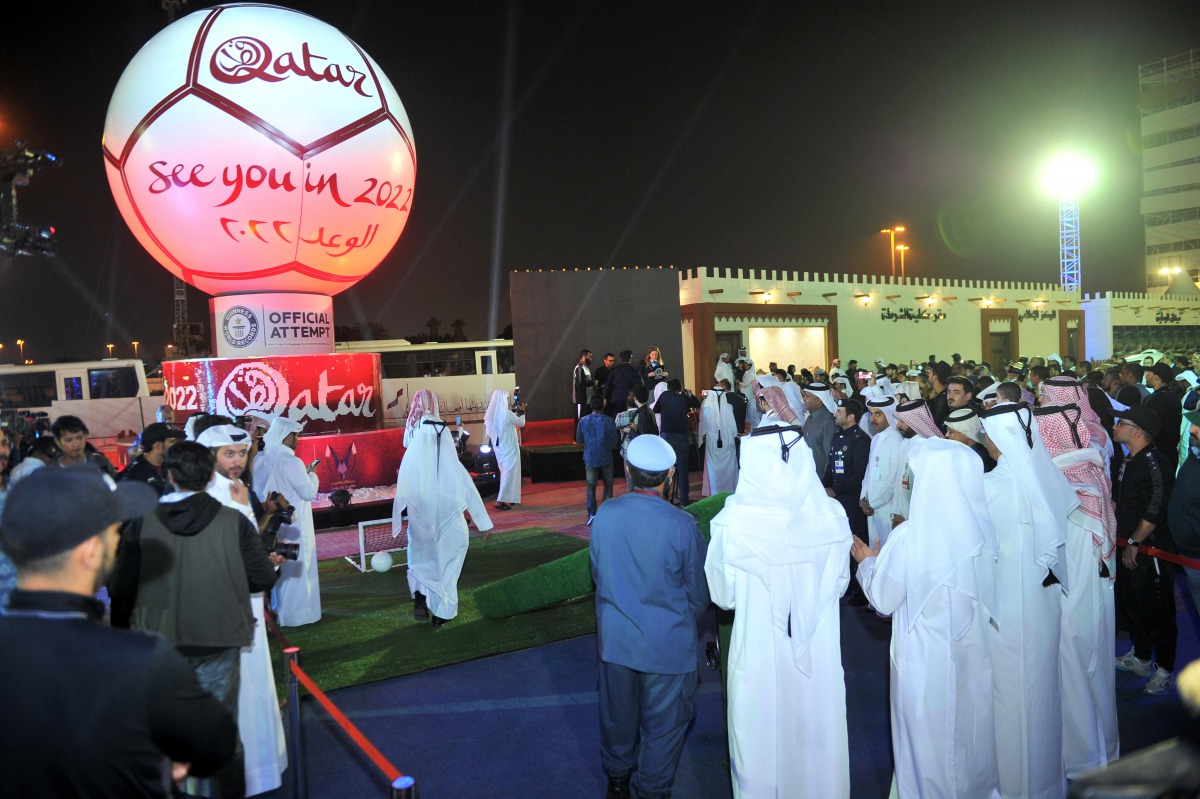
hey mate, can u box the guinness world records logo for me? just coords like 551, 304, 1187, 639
223, 306, 259, 348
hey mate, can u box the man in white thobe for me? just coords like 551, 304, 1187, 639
859, 396, 903, 548
1039, 376, 1114, 474
485, 389, 526, 510
404, 389, 440, 447
978, 401, 1077, 799
715, 352, 736, 389
254, 416, 321, 628
706, 421, 852, 799
196, 423, 288, 795
890, 399, 944, 528
699, 384, 739, 496
392, 414, 493, 625
1033, 400, 1120, 777
852, 438, 1000, 799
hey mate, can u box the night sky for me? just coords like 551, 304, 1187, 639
0, 0, 1195, 363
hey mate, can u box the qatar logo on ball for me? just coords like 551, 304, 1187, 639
102, 4, 415, 297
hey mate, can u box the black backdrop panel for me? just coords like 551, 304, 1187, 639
510, 268, 682, 422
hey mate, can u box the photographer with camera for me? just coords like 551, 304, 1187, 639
484, 388, 526, 511
110, 441, 283, 799
252, 416, 321, 628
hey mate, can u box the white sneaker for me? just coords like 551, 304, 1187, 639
1143, 665, 1174, 695
1115, 648, 1153, 676
586, 515, 595, 526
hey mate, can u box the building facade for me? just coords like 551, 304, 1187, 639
676, 267, 1199, 392
1140, 49, 1200, 293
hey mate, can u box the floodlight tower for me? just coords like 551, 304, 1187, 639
1039, 152, 1097, 292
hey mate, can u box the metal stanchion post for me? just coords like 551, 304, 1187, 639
390, 775, 417, 798
285, 647, 307, 799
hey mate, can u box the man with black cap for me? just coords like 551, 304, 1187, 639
1, 466, 238, 797
590, 434, 709, 799
119, 422, 185, 495
823, 398, 872, 605
1144, 362, 1183, 469
1112, 404, 1178, 696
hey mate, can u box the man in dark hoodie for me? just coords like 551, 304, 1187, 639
110, 441, 281, 798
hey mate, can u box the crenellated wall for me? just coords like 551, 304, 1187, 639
1081, 291, 1200, 359
675, 267, 1200, 390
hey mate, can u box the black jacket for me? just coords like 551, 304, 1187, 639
0, 590, 237, 798
119, 455, 167, 496
1115, 445, 1174, 548
110, 493, 278, 645
823, 425, 872, 500
604, 363, 644, 412
1144, 385, 1183, 468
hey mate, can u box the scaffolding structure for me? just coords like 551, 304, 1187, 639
1058, 200, 1081, 292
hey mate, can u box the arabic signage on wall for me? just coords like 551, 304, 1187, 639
210, 292, 334, 357
162, 352, 381, 434
102, 4, 415, 296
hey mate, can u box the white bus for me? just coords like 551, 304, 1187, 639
0, 359, 150, 409
333, 339, 516, 428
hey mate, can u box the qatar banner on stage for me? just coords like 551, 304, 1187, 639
295, 427, 405, 493
162, 352, 381, 434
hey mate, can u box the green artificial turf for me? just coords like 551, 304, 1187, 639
268, 527, 595, 696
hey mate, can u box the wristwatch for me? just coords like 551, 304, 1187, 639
1127, 539, 1140, 548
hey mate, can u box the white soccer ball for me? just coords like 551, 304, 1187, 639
370, 551, 393, 573
102, 4, 416, 296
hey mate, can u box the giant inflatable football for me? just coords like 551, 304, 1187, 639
102, 3, 416, 296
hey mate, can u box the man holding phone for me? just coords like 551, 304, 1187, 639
252, 416, 322, 628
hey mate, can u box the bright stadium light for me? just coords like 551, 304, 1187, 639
1039, 152, 1097, 291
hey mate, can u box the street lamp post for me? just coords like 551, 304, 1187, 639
16, 339, 24, 361
106, 343, 114, 358
132, 341, 139, 359
1039, 152, 1097, 291
880, 226, 906, 278
896, 245, 910, 282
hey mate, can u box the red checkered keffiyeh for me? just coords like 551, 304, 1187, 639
1039, 376, 1110, 451
894, 399, 944, 440
406, 389, 440, 432
751, 376, 800, 425
1034, 402, 1117, 568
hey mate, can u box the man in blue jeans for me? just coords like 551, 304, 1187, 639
577, 395, 619, 525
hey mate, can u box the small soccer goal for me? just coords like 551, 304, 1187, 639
346, 518, 408, 572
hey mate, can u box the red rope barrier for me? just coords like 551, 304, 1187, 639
286, 660, 403, 784
263, 609, 293, 650
262, 607, 406, 785
1118, 538, 1200, 571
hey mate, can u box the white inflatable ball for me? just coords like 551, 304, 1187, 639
370, 551, 393, 573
